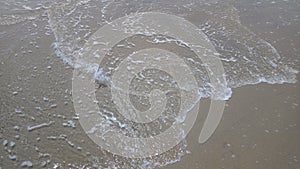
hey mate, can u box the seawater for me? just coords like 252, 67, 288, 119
0, 0, 298, 168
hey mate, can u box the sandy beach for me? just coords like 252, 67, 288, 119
0, 0, 299, 168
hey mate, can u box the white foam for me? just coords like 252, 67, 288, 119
1, 0, 298, 168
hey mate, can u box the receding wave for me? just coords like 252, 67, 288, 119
0, 0, 298, 168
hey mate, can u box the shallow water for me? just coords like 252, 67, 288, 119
0, 0, 299, 168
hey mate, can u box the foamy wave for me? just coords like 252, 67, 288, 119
1, 0, 297, 168
46, 1, 297, 167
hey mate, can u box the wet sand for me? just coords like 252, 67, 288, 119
164, 78, 300, 169
164, 1, 300, 168
0, 0, 299, 169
